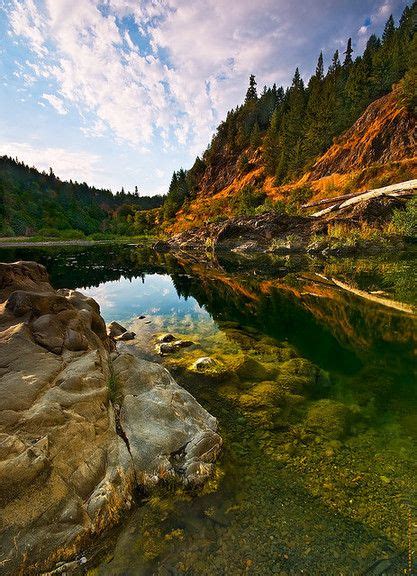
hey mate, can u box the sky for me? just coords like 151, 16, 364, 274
0, 0, 410, 196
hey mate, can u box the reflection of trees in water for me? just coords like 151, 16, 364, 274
171, 259, 417, 409
1, 244, 415, 404
0, 245, 180, 289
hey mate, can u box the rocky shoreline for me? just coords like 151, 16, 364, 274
156, 192, 414, 257
0, 261, 221, 575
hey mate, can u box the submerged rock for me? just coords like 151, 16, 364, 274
156, 339, 194, 355
108, 320, 127, 338
235, 356, 276, 381
0, 261, 221, 574
116, 330, 136, 341
189, 356, 228, 378
304, 399, 354, 440
157, 333, 176, 343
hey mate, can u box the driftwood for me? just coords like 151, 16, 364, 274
303, 190, 369, 208
332, 278, 415, 315
308, 179, 417, 218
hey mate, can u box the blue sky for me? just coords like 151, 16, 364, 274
0, 0, 409, 195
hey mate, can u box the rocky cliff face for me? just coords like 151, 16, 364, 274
309, 91, 417, 180
0, 262, 221, 575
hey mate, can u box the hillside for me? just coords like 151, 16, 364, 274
163, 4, 416, 234
309, 91, 417, 180
0, 156, 163, 237
166, 88, 416, 234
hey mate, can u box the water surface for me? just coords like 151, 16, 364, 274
1, 243, 416, 575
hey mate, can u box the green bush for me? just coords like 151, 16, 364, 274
391, 197, 417, 238
58, 229, 86, 239
37, 228, 61, 238
233, 186, 267, 216
88, 232, 115, 241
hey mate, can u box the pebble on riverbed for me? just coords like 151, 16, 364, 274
115, 331, 136, 341
156, 339, 194, 355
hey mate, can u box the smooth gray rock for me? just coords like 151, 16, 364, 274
113, 350, 222, 487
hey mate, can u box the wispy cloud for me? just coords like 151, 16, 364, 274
43, 93, 67, 115
0, 141, 100, 183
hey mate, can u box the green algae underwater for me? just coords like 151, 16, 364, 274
1, 244, 416, 575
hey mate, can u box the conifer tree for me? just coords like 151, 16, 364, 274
328, 50, 341, 74
382, 15, 395, 44
250, 122, 261, 149
315, 51, 324, 80
262, 110, 281, 175
343, 38, 353, 66
245, 75, 258, 102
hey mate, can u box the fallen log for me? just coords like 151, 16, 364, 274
311, 180, 417, 218
308, 179, 417, 216
303, 190, 368, 208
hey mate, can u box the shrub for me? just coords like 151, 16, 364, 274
391, 197, 417, 238
399, 69, 417, 115
37, 228, 61, 238
58, 229, 85, 239
233, 185, 267, 216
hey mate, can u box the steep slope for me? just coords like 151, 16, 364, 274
309, 91, 417, 179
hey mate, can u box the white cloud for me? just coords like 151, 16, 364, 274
0, 141, 101, 183
42, 93, 67, 115
5, 0, 295, 154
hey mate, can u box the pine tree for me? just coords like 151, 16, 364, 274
304, 53, 328, 161
315, 51, 324, 80
275, 68, 306, 182
343, 38, 353, 66
245, 75, 258, 103
250, 122, 261, 149
328, 50, 341, 74
262, 110, 281, 175
382, 15, 395, 44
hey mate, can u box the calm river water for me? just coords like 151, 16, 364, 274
1, 243, 416, 575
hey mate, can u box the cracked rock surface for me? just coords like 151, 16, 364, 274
113, 347, 222, 487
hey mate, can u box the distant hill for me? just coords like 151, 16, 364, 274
162, 3, 417, 233
0, 156, 164, 237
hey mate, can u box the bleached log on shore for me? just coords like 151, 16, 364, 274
310, 179, 417, 217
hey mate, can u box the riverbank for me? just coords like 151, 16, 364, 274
0, 235, 157, 248
160, 189, 416, 257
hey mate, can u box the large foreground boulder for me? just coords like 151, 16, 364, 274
0, 262, 221, 575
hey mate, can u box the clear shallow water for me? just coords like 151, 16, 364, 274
1, 244, 417, 575
83, 274, 209, 323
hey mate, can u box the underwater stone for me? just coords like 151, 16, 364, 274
157, 333, 176, 343
108, 321, 127, 338
189, 357, 228, 377
235, 357, 276, 382
116, 331, 136, 341
304, 399, 353, 440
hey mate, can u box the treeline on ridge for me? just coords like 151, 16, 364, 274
0, 156, 164, 237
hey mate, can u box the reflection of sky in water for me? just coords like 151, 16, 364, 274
82, 274, 209, 323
